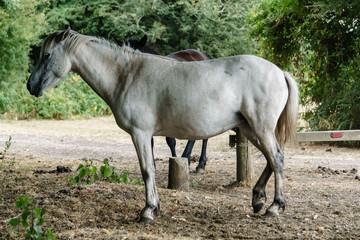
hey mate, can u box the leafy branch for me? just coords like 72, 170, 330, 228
68, 158, 143, 186
9, 195, 56, 240
0, 136, 12, 160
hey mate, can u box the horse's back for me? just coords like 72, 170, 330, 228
167, 49, 210, 62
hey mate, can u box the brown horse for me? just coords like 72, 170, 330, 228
118, 35, 210, 173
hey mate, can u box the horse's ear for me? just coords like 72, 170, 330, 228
62, 27, 71, 40
139, 35, 147, 47
55, 27, 71, 43
115, 39, 123, 46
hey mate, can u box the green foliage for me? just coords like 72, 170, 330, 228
0, 0, 49, 118
67, 159, 99, 185
44, 0, 258, 58
0, 0, 46, 84
9, 195, 56, 240
0, 136, 12, 160
250, 0, 360, 131
1, 0, 258, 119
68, 158, 142, 185
1, 73, 110, 119
100, 158, 130, 184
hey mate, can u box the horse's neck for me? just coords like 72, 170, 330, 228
71, 43, 123, 106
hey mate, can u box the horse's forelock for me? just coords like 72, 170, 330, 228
40, 31, 62, 57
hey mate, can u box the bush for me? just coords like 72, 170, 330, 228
1, 0, 259, 119
0, 0, 45, 84
249, 0, 360, 132
68, 158, 143, 185
1, 73, 110, 119
9, 195, 56, 240
45, 0, 258, 58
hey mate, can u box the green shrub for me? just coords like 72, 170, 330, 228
1, 73, 111, 119
1, 0, 259, 119
0, 136, 11, 160
0, 0, 46, 85
9, 195, 56, 240
249, 0, 360, 132
45, 0, 258, 58
68, 158, 142, 185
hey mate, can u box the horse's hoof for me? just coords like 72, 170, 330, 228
195, 167, 205, 174
253, 202, 264, 213
263, 210, 279, 217
139, 216, 153, 223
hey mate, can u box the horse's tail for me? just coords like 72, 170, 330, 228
276, 72, 299, 148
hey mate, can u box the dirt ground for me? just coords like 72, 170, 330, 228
0, 117, 359, 239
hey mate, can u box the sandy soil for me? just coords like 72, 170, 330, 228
0, 117, 359, 239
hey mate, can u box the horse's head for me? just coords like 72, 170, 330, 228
116, 34, 147, 50
27, 27, 72, 97
115, 35, 159, 55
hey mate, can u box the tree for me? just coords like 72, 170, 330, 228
1, 0, 259, 119
250, 0, 360, 130
44, 0, 258, 58
0, 0, 47, 114
0, 0, 46, 82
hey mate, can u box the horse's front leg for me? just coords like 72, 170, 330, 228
131, 131, 159, 222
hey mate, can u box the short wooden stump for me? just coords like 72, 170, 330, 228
168, 157, 189, 190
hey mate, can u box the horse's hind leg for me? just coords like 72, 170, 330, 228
181, 140, 196, 165
238, 121, 285, 215
238, 121, 271, 213
166, 137, 177, 157
252, 163, 272, 213
256, 132, 286, 216
195, 139, 208, 173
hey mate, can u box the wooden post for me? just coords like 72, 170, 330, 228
168, 157, 189, 190
236, 128, 254, 183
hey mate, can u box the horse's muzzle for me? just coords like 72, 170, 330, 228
27, 80, 43, 97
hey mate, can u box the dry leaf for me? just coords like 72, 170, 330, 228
171, 206, 180, 212
316, 226, 324, 232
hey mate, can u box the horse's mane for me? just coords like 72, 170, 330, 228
41, 30, 94, 56
41, 29, 174, 64
41, 30, 139, 57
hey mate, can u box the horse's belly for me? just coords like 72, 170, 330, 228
154, 107, 239, 140
154, 83, 242, 139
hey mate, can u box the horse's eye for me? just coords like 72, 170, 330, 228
44, 53, 51, 59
